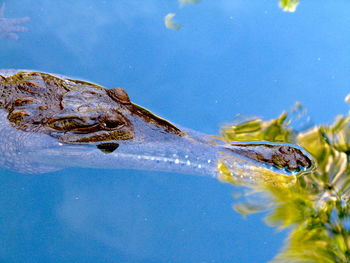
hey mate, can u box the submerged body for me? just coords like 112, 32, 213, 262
0, 70, 313, 185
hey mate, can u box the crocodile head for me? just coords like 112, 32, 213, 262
1, 71, 183, 143
46, 87, 136, 143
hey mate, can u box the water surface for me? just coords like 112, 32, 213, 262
1, 1, 350, 262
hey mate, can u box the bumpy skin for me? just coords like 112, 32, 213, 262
0, 70, 312, 174
226, 143, 312, 172
0, 71, 183, 143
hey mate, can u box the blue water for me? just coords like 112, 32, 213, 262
1, 1, 349, 262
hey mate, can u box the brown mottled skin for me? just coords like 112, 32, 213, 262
0, 71, 312, 173
226, 143, 312, 172
0, 71, 183, 143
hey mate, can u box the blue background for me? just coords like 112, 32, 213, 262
1, 1, 349, 262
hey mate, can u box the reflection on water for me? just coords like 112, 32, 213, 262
0, 2, 29, 40
219, 100, 350, 262
166, 0, 300, 32
164, 13, 182, 31
279, 0, 299, 12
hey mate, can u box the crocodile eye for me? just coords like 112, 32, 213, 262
48, 118, 86, 131
103, 119, 124, 129
98, 112, 127, 130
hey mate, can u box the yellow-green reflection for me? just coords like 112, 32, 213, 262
279, 0, 299, 12
218, 101, 350, 262
178, 0, 201, 7
164, 13, 182, 30
166, 0, 300, 31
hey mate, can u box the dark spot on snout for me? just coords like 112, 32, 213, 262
97, 143, 119, 154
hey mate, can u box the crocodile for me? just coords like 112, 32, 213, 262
0, 70, 313, 184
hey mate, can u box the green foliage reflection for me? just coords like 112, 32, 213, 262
279, 0, 299, 12
164, 13, 182, 30
178, 0, 201, 7
219, 102, 350, 262
166, 0, 300, 30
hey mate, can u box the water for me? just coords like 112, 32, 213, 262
1, 1, 350, 262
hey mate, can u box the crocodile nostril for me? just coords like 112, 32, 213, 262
279, 145, 293, 154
